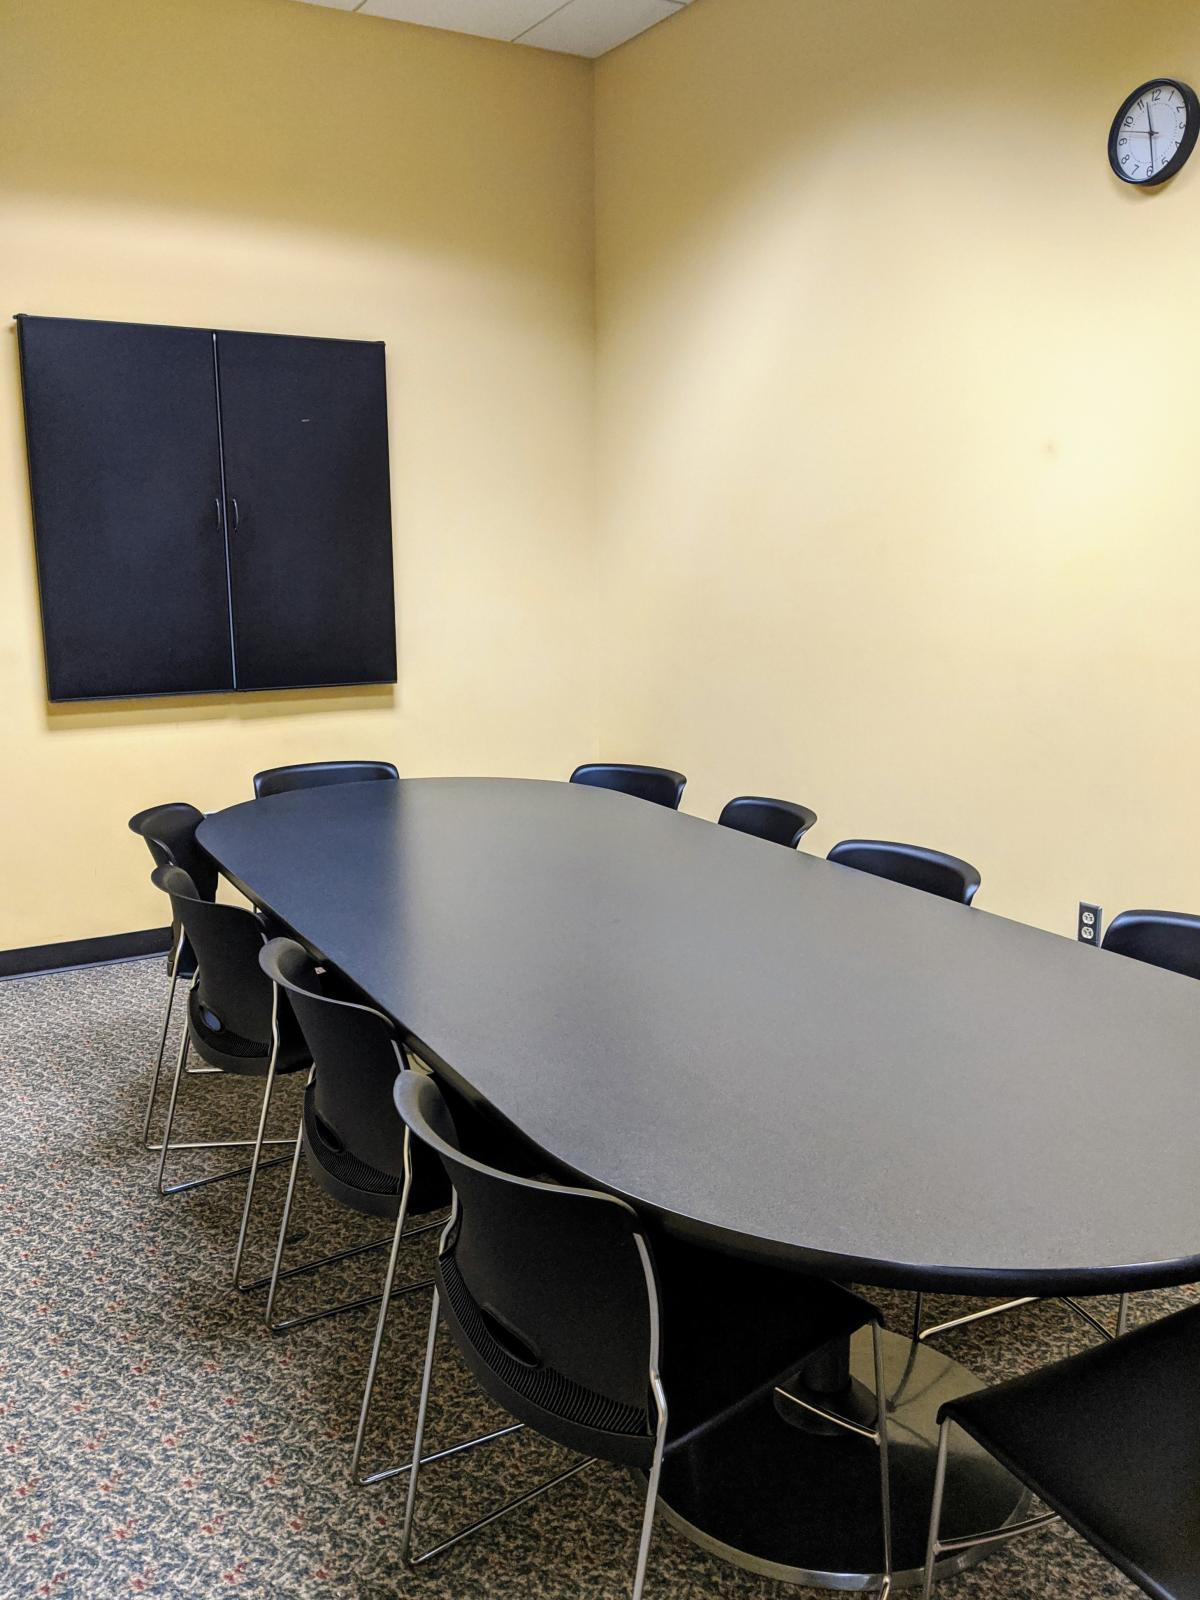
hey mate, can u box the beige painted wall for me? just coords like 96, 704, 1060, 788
0, 0, 595, 948
7, 0, 1200, 950
595, 0, 1200, 933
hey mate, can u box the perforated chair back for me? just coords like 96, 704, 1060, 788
151, 864, 276, 1047
827, 839, 981, 905
718, 796, 817, 850
261, 937, 414, 1180
253, 761, 399, 800
1102, 910, 1200, 983
394, 1070, 657, 1464
569, 763, 686, 811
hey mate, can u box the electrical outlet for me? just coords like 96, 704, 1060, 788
1078, 902, 1102, 946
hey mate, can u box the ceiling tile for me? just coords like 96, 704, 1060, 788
357, 0, 556, 40
516, 0, 682, 57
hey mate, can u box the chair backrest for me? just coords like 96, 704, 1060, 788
1102, 910, 1200, 982
260, 937, 411, 1177
569, 763, 686, 811
718, 795, 817, 850
827, 838, 981, 905
253, 761, 399, 800
150, 864, 275, 1045
394, 1070, 656, 1428
128, 802, 218, 901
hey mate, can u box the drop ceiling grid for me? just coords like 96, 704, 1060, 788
291, 0, 691, 58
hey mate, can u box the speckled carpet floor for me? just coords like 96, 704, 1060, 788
2, 957, 1190, 1598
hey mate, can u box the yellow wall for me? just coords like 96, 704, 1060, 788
7, 0, 1200, 950
0, 0, 595, 948
595, 0, 1200, 932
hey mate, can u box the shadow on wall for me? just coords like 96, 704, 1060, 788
43, 683, 396, 734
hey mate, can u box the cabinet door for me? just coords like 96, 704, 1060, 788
17, 316, 234, 701
216, 331, 396, 691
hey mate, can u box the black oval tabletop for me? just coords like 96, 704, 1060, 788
199, 777, 1200, 1296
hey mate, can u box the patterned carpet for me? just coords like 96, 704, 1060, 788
1, 957, 1189, 1599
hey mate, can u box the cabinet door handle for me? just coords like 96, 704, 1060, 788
214, 496, 222, 531
229, 497, 240, 532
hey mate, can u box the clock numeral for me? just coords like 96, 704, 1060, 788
1146, 163, 1155, 176
1153, 88, 1162, 101
1119, 136, 1128, 145
1125, 115, 1134, 127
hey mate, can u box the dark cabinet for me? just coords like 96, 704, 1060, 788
16, 315, 396, 702
16, 317, 235, 700
217, 330, 396, 692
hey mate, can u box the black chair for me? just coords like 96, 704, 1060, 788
923, 1300, 1200, 1600
149, 865, 309, 1284
258, 938, 452, 1484
569, 763, 687, 810
253, 760, 398, 799
393, 1072, 893, 1598
128, 803, 220, 1145
827, 840, 981, 905
1102, 909, 1200, 981
718, 795, 817, 849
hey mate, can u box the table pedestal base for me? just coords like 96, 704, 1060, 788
657, 1326, 1029, 1591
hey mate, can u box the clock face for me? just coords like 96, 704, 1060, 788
1109, 79, 1200, 186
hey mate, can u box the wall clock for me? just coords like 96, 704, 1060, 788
1109, 79, 1199, 186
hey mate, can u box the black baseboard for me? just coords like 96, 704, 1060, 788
0, 926, 172, 980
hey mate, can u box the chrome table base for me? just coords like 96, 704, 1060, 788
656, 1326, 1027, 1592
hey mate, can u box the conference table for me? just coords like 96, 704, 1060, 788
198, 777, 1200, 1591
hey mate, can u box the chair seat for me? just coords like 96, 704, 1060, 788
654, 1234, 878, 1447
942, 1300, 1200, 1600
302, 1085, 450, 1220
187, 986, 310, 1077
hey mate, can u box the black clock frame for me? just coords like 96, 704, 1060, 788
1108, 78, 1200, 187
